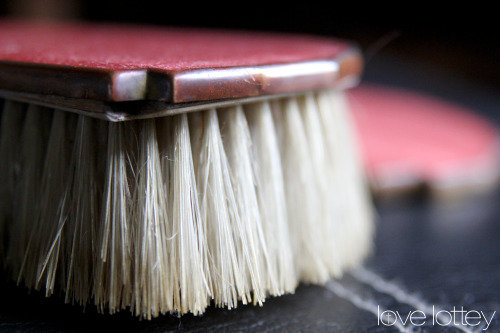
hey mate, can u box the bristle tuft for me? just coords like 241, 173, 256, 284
0, 89, 373, 318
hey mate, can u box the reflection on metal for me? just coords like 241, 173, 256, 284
0, 48, 362, 118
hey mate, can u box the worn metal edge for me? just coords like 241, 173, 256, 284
0, 47, 362, 105
170, 48, 362, 103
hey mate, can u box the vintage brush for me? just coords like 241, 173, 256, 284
0, 20, 373, 319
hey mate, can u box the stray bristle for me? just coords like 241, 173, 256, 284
0, 90, 373, 319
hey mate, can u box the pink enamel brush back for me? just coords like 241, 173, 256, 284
0, 20, 348, 70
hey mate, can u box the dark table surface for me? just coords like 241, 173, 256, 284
1, 54, 500, 333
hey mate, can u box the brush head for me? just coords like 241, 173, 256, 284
349, 85, 500, 199
0, 20, 373, 319
0, 20, 362, 120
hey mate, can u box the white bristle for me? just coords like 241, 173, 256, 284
0, 101, 26, 261
132, 119, 171, 318
244, 101, 296, 295
272, 97, 330, 283
299, 93, 343, 277
8, 105, 53, 284
63, 115, 99, 305
29, 110, 73, 293
94, 121, 134, 313
316, 90, 374, 269
0, 90, 373, 318
192, 109, 248, 309
219, 105, 274, 305
166, 114, 210, 315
